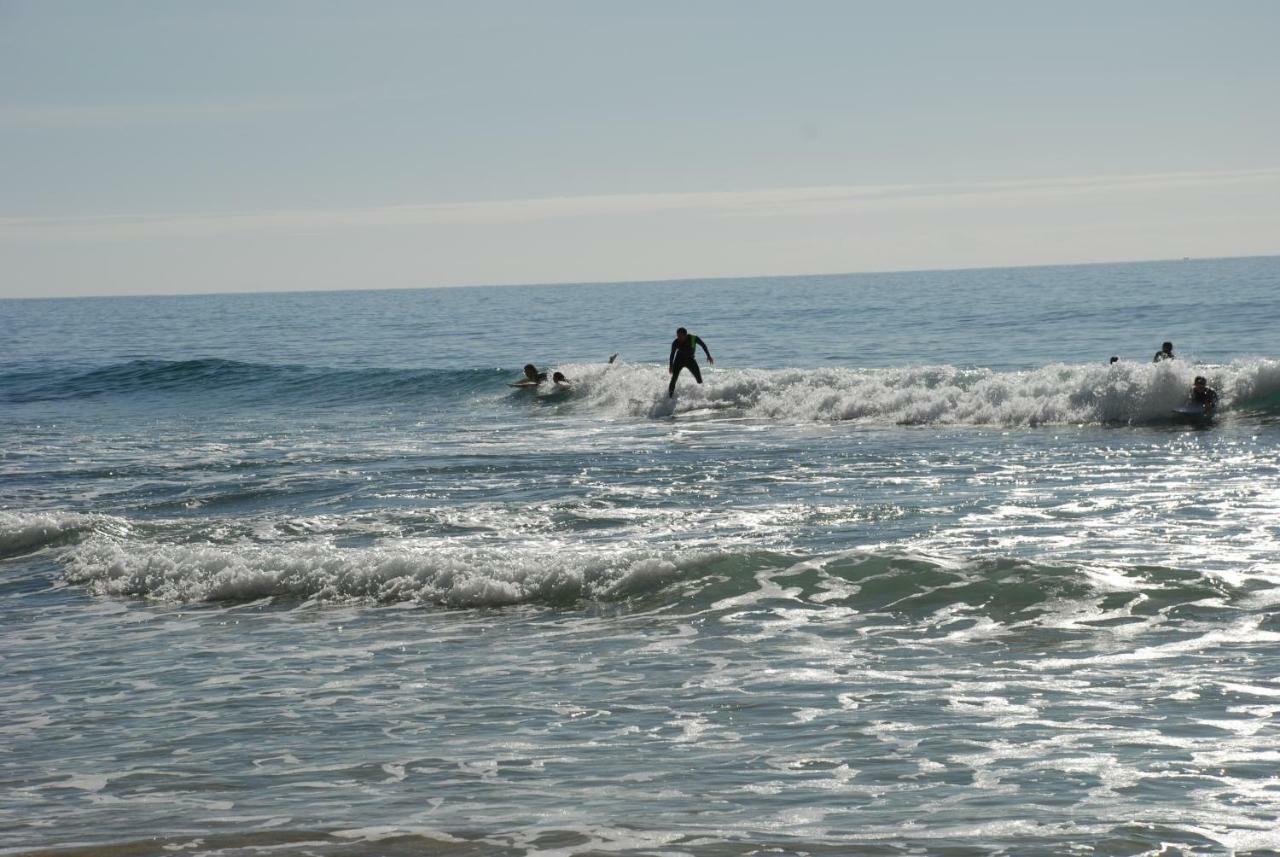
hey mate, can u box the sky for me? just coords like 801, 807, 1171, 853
1, 0, 1278, 298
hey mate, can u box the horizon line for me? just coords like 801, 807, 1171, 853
3, 252, 1275, 303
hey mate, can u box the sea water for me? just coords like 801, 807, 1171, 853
2, 257, 1279, 856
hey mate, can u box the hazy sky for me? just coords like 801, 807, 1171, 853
2, 1, 1278, 298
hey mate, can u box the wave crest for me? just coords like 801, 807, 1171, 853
55, 530, 1258, 623
0, 512, 122, 559
556, 357, 1280, 425
5, 356, 1279, 426
61, 536, 710, 607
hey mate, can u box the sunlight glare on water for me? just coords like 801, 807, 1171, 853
2, 257, 1280, 856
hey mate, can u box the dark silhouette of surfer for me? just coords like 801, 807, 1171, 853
510, 364, 547, 387
1190, 376, 1218, 411
668, 328, 713, 397
1153, 341, 1175, 362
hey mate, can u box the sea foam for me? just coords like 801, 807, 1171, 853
551, 357, 1280, 425
61, 536, 704, 607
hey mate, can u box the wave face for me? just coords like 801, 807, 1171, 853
0, 511, 112, 560
7, 356, 1278, 425
0, 358, 505, 405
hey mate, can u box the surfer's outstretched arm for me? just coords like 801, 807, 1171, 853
668, 341, 677, 374
697, 337, 714, 364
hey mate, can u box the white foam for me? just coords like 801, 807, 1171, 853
1217, 681, 1280, 699
1197, 827, 1280, 854
550, 357, 1280, 426
59, 773, 110, 792
331, 825, 465, 843
1035, 618, 1280, 670
61, 535, 720, 607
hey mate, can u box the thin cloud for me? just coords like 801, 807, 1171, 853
3, 168, 1278, 241
0, 95, 335, 128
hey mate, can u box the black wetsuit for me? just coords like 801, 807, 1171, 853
1153, 349, 1174, 362
1191, 386, 1218, 408
515, 370, 547, 386
669, 334, 711, 396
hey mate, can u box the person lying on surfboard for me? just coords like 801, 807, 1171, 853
510, 364, 547, 387
514, 354, 616, 389
1189, 376, 1218, 412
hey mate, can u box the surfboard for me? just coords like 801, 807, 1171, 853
1172, 404, 1213, 423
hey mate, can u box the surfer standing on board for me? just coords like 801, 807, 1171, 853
668, 327, 713, 398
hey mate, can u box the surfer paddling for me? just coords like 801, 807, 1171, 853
668, 327, 713, 398
510, 364, 547, 387
514, 354, 617, 390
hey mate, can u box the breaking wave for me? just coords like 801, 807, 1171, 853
4, 356, 1279, 426
33, 516, 1265, 619
554, 356, 1280, 425
60, 535, 723, 607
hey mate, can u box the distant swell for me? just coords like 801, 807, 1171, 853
0, 359, 504, 405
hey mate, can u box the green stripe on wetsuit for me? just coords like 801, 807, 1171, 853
671, 334, 706, 366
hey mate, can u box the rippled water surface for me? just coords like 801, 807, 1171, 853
3, 257, 1280, 856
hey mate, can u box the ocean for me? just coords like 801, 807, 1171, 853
2, 256, 1279, 856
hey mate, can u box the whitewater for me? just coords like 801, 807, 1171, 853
2, 256, 1280, 856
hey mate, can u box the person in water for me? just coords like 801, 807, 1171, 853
511, 363, 547, 386
1153, 341, 1175, 362
668, 327, 713, 397
521, 354, 616, 389
1109, 356, 1120, 364
1190, 376, 1219, 411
